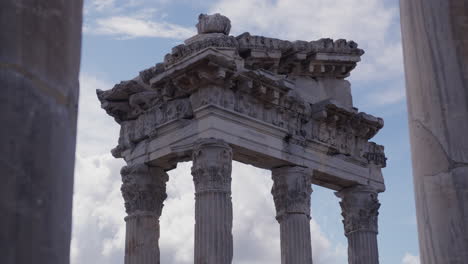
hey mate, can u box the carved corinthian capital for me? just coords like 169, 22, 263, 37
336, 185, 380, 235
271, 166, 313, 220
191, 138, 233, 194
120, 164, 169, 217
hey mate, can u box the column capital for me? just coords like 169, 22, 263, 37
120, 163, 168, 217
271, 166, 313, 221
335, 185, 380, 235
191, 138, 233, 194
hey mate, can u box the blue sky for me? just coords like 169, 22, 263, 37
72, 1, 420, 263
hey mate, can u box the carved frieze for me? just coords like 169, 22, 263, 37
309, 101, 385, 160
97, 15, 386, 169
112, 97, 193, 158
336, 186, 380, 235
120, 164, 169, 217
155, 24, 364, 78
363, 142, 387, 167
271, 166, 313, 221
191, 138, 233, 194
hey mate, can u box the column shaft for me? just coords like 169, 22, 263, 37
279, 214, 313, 264
195, 192, 233, 264
0, 2, 83, 264
347, 231, 378, 264
400, 0, 468, 263
192, 138, 233, 264
271, 166, 313, 264
336, 186, 380, 264
121, 164, 168, 264
125, 215, 160, 264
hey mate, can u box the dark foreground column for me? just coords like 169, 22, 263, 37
0, 1, 83, 264
400, 1, 468, 263
121, 164, 168, 264
271, 166, 313, 264
336, 186, 380, 264
191, 138, 233, 264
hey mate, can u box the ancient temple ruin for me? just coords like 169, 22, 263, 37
97, 13, 386, 264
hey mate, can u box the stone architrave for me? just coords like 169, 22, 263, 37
271, 166, 313, 264
97, 13, 387, 264
191, 138, 233, 264
336, 186, 380, 264
400, 1, 468, 263
120, 164, 168, 264
0, 1, 83, 264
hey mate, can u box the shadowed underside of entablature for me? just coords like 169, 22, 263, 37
97, 13, 387, 192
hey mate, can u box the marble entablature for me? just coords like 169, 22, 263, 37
97, 13, 386, 191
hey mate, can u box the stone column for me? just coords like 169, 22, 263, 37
191, 138, 233, 264
0, 2, 83, 264
271, 166, 313, 264
336, 186, 380, 264
400, 1, 468, 263
120, 164, 168, 264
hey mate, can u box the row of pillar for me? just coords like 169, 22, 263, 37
120, 139, 381, 264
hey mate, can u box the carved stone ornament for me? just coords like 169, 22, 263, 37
97, 52, 385, 165
191, 138, 233, 194
336, 185, 381, 235
271, 166, 313, 220
120, 164, 169, 216
196, 13, 231, 35
96, 12, 386, 177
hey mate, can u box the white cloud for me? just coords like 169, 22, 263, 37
77, 74, 120, 156
71, 153, 125, 264
402, 253, 420, 264
85, 16, 194, 39
72, 73, 125, 263
83, 1, 194, 39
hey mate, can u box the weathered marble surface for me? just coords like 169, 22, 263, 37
272, 166, 314, 264
0, 1, 83, 264
97, 14, 386, 191
121, 164, 168, 264
400, 0, 468, 263
192, 139, 233, 264
336, 186, 380, 264
98, 13, 387, 264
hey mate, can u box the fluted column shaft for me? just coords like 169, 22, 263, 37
271, 166, 313, 264
192, 138, 233, 264
120, 164, 168, 264
336, 186, 380, 264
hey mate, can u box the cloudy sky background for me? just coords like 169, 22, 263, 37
72, 0, 420, 263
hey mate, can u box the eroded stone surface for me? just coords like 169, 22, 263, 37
96, 25, 386, 189
192, 138, 233, 264
336, 186, 380, 264
272, 166, 314, 264
0, 2, 83, 264
400, 0, 468, 263
97, 13, 387, 264
197, 13, 231, 35
121, 164, 168, 264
